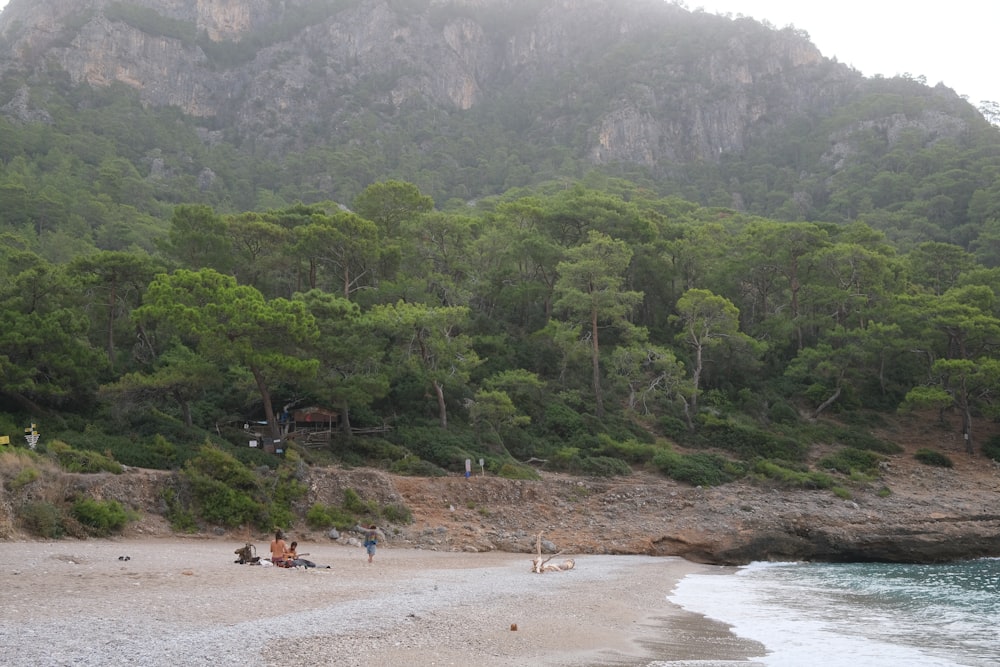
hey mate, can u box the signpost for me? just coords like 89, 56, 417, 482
465, 458, 472, 479
23, 423, 40, 450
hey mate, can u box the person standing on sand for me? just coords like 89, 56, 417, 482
270, 530, 287, 566
364, 524, 378, 564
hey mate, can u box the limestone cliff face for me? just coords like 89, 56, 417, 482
0, 0, 971, 168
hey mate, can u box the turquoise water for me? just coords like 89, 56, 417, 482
667, 558, 1000, 666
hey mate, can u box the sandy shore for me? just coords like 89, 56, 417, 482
0, 537, 766, 666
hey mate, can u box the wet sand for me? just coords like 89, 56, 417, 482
0, 538, 766, 666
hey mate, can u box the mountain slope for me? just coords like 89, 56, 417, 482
0, 0, 997, 239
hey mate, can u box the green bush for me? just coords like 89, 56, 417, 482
698, 418, 808, 461
160, 487, 197, 533
343, 487, 378, 515
596, 435, 658, 464
19, 501, 64, 539
381, 503, 414, 524
187, 473, 266, 527
71, 498, 129, 536
46, 440, 123, 474
817, 447, 884, 476
305, 503, 335, 529
982, 434, 1000, 462
653, 450, 744, 487
394, 426, 473, 471
305, 503, 356, 531
389, 455, 448, 477
10, 467, 39, 491
767, 401, 800, 425
497, 463, 541, 480
751, 460, 835, 489
350, 437, 410, 463
186, 445, 260, 491
549, 446, 582, 471
179, 444, 269, 528
542, 402, 587, 439
579, 455, 632, 477
832, 427, 902, 454
659, 415, 688, 438
914, 448, 953, 468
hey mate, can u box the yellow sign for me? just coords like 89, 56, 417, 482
0, 436, 9, 445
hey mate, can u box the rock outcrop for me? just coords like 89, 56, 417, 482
0, 0, 969, 171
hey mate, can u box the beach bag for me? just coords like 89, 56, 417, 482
234, 543, 259, 564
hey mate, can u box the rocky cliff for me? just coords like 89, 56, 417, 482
0, 0, 947, 170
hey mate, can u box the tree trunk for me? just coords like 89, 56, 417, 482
106, 278, 117, 371
434, 379, 448, 429
690, 338, 703, 414
251, 365, 279, 438
591, 307, 604, 418
961, 376, 974, 454
339, 399, 352, 436
173, 390, 193, 428
812, 385, 842, 419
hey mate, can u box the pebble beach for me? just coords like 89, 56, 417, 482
0, 538, 765, 666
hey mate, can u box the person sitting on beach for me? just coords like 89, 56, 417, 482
284, 541, 316, 569
269, 530, 288, 567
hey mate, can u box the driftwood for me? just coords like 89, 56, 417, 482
530, 532, 575, 573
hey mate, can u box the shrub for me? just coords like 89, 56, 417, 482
659, 416, 688, 438
179, 445, 268, 528
767, 401, 800, 425
817, 447, 884, 476
832, 428, 902, 454
10, 467, 39, 491
751, 460, 835, 489
361, 438, 410, 461
389, 455, 448, 477
343, 488, 377, 516
71, 498, 129, 536
188, 474, 265, 527
982, 434, 1000, 462
497, 463, 540, 480
542, 403, 586, 439
160, 487, 197, 533
185, 445, 260, 491
19, 501, 64, 539
578, 456, 632, 477
46, 440, 123, 474
149, 435, 179, 469
698, 418, 808, 461
305, 503, 334, 529
394, 426, 472, 471
914, 448, 953, 468
653, 450, 744, 487
549, 446, 582, 471
305, 503, 356, 531
381, 503, 413, 524
596, 435, 658, 464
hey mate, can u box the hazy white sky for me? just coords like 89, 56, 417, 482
690, 1, 999, 106
0, 1, 994, 105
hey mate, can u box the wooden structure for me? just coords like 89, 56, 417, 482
284, 407, 339, 448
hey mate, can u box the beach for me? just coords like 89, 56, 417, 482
0, 538, 765, 666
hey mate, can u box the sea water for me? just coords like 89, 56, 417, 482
666, 558, 1000, 666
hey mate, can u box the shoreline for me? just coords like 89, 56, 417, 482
0, 537, 767, 666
